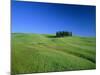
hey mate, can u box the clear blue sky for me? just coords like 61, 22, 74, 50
11, 1, 96, 36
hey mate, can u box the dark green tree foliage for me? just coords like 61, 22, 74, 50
56, 31, 72, 37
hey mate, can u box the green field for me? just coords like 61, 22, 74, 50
11, 33, 96, 74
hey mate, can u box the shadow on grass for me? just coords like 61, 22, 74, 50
46, 35, 58, 38
45, 35, 70, 38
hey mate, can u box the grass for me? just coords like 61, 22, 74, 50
11, 33, 96, 74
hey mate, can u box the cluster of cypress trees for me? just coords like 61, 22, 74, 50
56, 31, 72, 37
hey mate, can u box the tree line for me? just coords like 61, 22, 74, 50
56, 31, 72, 37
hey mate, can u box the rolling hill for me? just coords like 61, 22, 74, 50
11, 33, 96, 74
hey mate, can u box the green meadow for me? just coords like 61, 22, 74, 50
11, 33, 96, 74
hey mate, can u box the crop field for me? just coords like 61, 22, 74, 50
11, 33, 96, 74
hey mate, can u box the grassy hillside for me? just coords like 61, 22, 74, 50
11, 33, 96, 74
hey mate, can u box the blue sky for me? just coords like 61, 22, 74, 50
11, 1, 96, 36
